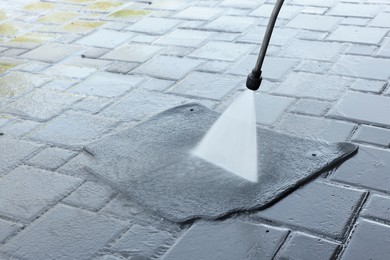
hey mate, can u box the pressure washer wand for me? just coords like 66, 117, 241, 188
246, 0, 285, 91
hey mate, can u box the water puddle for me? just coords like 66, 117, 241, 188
193, 90, 258, 182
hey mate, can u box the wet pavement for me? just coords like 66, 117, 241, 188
0, 0, 390, 259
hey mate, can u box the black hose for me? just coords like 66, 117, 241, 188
246, 0, 285, 91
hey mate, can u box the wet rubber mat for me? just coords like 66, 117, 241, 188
84, 104, 357, 222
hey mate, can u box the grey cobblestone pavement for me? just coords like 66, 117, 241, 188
0, 0, 390, 259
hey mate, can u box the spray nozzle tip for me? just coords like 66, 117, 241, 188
246, 70, 262, 91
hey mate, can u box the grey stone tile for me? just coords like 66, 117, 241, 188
327, 26, 387, 45
81, 47, 108, 59
361, 194, 390, 223
69, 72, 143, 98
20, 43, 80, 63
290, 99, 331, 116
0, 137, 41, 173
239, 26, 298, 46
329, 3, 380, 18
174, 6, 222, 20
346, 44, 376, 56
0, 166, 81, 221
155, 29, 213, 47
101, 43, 162, 62
282, 40, 344, 61
105, 61, 138, 74
350, 79, 385, 93
170, 71, 241, 100
43, 79, 78, 91
126, 17, 180, 35
277, 232, 339, 260
290, 0, 336, 7
133, 56, 203, 80
3, 89, 82, 121
332, 55, 390, 80
301, 6, 328, 15
101, 89, 193, 121
329, 92, 390, 127
341, 17, 370, 26
203, 15, 257, 33
199, 60, 231, 73
0, 119, 40, 138
219, 0, 261, 9
28, 147, 77, 170
272, 72, 351, 100
276, 114, 355, 142
76, 29, 133, 48
340, 219, 390, 259
255, 181, 365, 239
73, 96, 111, 113
0, 219, 21, 243
371, 12, 390, 27
331, 146, 390, 193
63, 181, 114, 210
286, 14, 340, 31
112, 224, 174, 258
57, 153, 91, 178
163, 220, 288, 260
250, 4, 302, 19
0, 71, 48, 98
1, 204, 125, 260
295, 60, 333, 74
189, 41, 255, 61
141, 78, 174, 91
31, 111, 117, 147
352, 125, 390, 147
44, 64, 97, 79
228, 55, 297, 80
377, 38, 390, 58
254, 93, 294, 125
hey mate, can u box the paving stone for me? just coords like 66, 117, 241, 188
73, 96, 111, 113
276, 232, 339, 260
341, 219, 390, 259
1, 204, 126, 260
81, 47, 108, 59
189, 41, 255, 62
238, 26, 298, 46
0, 119, 40, 138
329, 3, 380, 18
291, 0, 336, 7
276, 114, 355, 142
301, 6, 328, 15
31, 111, 117, 147
327, 26, 387, 45
133, 56, 203, 80
346, 44, 376, 56
333, 55, 390, 80
329, 92, 390, 127
0, 166, 81, 221
3, 89, 82, 121
169, 71, 241, 100
112, 224, 174, 258
0, 137, 41, 173
254, 93, 294, 125
163, 220, 288, 260
256, 181, 365, 239
331, 146, 390, 193
174, 6, 221, 20
290, 99, 331, 116
28, 147, 77, 170
219, 0, 260, 9
294, 60, 333, 74
350, 79, 385, 93
371, 12, 390, 28
101, 89, 194, 121
126, 17, 180, 35
45, 64, 97, 79
0, 218, 21, 243
141, 78, 174, 91
43, 78, 78, 91
199, 60, 231, 73
297, 30, 328, 41
250, 4, 301, 19
69, 72, 143, 98
352, 125, 390, 147
63, 181, 114, 210
104, 61, 137, 74
17, 61, 50, 73
203, 15, 256, 33
361, 194, 390, 223
341, 17, 370, 26
377, 38, 390, 58
76, 29, 133, 48
20, 43, 80, 63
0, 71, 48, 98
101, 43, 162, 62
272, 72, 351, 100
282, 39, 344, 61
57, 153, 91, 178
155, 29, 213, 47
37, 11, 78, 24
286, 14, 340, 31
228, 55, 297, 80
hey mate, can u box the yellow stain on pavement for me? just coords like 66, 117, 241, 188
63, 20, 105, 33
0, 11, 6, 20
0, 63, 16, 74
109, 9, 150, 18
24, 2, 55, 11
87, 1, 123, 11
38, 12, 78, 24
0, 23, 18, 36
